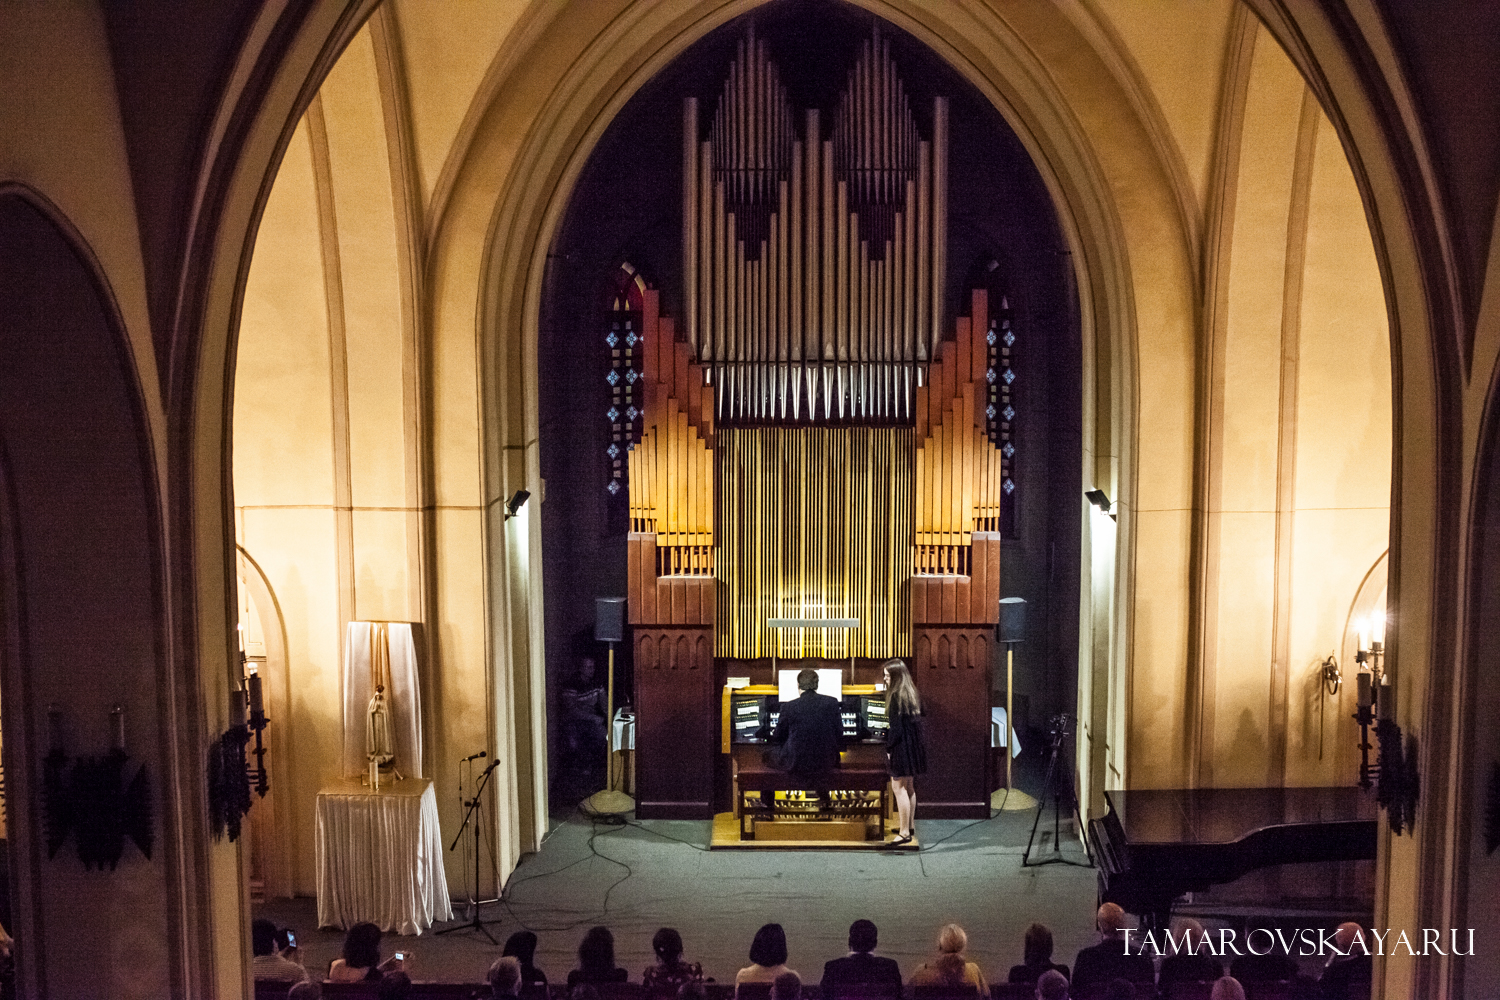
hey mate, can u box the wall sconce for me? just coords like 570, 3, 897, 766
41, 704, 153, 870
503, 489, 531, 521
1352, 613, 1419, 834
1085, 489, 1115, 521
207, 657, 270, 842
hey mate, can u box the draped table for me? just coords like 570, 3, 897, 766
315, 777, 452, 935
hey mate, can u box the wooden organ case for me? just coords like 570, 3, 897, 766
627, 27, 1003, 820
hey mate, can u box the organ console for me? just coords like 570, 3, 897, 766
627, 24, 1003, 827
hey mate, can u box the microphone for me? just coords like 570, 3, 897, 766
461, 750, 487, 762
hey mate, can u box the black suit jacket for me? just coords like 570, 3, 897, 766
771, 690, 843, 775
1071, 939, 1155, 992
821, 952, 902, 993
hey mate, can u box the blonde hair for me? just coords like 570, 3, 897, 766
936, 923, 967, 955
883, 660, 921, 716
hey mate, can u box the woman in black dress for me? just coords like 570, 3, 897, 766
881, 659, 927, 844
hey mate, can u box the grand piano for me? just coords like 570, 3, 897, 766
1089, 787, 1378, 930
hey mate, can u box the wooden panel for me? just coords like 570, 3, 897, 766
913, 626, 992, 817
634, 626, 715, 819
941, 575, 957, 623
912, 575, 928, 624
983, 533, 1001, 621
969, 531, 988, 624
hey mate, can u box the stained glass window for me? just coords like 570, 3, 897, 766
983, 294, 1018, 538
605, 263, 648, 496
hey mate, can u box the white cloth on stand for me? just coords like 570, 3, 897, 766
315, 778, 452, 935
611, 708, 635, 751
991, 707, 1022, 757
342, 622, 423, 779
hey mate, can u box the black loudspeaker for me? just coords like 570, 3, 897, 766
595, 597, 627, 643
998, 597, 1027, 644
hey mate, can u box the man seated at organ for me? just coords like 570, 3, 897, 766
768, 668, 843, 781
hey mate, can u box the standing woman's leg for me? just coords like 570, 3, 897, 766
893, 776, 915, 837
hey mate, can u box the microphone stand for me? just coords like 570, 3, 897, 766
436, 757, 503, 942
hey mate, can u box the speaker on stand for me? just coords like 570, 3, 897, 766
582, 597, 634, 817
994, 597, 1037, 811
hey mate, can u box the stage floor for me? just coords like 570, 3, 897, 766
254, 805, 1098, 985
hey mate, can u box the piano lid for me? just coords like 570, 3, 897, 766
1106, 787, 1378, 847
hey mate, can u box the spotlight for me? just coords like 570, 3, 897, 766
1085, 488, 1113, 515
503, 489, 531, 521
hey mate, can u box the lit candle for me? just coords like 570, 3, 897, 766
248, 671, 264, 721
1356, 617, 1368, 654
110, 704, 125, 752
47, 704, 63, 754
231, 688, 247, 728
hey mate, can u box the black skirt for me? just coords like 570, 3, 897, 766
886, 711, 928, 777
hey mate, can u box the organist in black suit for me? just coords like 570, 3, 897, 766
768, 668, 843, 779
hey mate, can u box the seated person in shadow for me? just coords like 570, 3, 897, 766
1228, 918, 1297, 984
1318, 923, 1373, 998
821, 919, 902, 994
1007, 923, 1069, 986
490, 957, 524, 1000
1070, 903, 1153, 994
568, 926, 629, 986
1034, 970, 1069, 1000
737, 923, 799, 995
771, 971, 802, 1000
503, 930, 550, 990
643, 927, 704, 997
768, 668, 843, 800
1158, 917, 1223, 986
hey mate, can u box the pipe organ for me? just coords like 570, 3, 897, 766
628, 25, 1002, 821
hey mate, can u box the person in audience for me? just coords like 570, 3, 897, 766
288, 983, 322, 1000
737, 923, 798, 991
1007, 922, 1069, 986
678, 982, 708, 1000
327, 921, 402, 982
821, 918, 901, 993
1034, 969, 1069, 1000
771, 971, 802, 1000
1102, 979, 1136, 999
275, 927, 302, 968
377, 971, 413, 1000
1070, 903, 1152, 994
569, 926, 629, 985
1157, 917, 1222, 986
571, 985, 602, 1000
252, 918, 308, 983
1209, 977, 1247, 1000
1228, 918, 1298, 983
490, 956, 524, 999
504, 930, 550, 988
908, 923, 987, 995
643, 927, 704, 996
1318, 922, 1372, 997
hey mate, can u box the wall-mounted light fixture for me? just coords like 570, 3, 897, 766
208, 653, 270, 842
503, 489, 531, 521
1085, 489, 1115, 522
41, 703, 153, 870
1352, 611, 1418, 834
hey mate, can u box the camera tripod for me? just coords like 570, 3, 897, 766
1022, 714, 1093, 868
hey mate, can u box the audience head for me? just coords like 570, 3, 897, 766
936, 923, 968, 955
771, 971, 801, 1000
504, 930, 540, 966
653, 927, 685, 963
489, 956, 523, 998
1173, 917, 1206, 954
342, 922, 382, 969
1209, 978, 1246, 1000
571, 986, 601, 1000
252, 918, 278, 957
1096, 903, 1128, 937
848, 919, 879, 954
578, 926, 616, 973
377, 972, 412, 1000
1103, 979, 1136, 1000
749, 923, 789, 967
797, 668, 819, 692
677, 982, 707, 1000
1332, 922, 1366, 955
1022, 923, 1055, 967
288, 984, 322, 1000
1034, 970, 1069, 1000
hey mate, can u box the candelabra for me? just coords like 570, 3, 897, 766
1352, 615, 1418, 834
208, 658, 270, 841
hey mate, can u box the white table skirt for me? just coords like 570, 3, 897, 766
991, 707, 1022, 757
315, 777, 452, 935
